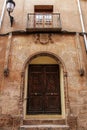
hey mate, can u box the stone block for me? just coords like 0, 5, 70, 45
23, 119, 66, 125
0, 127, 12, 130
67, 116, 77, 130
13, 116, 22, 127
0, 114, 13, 127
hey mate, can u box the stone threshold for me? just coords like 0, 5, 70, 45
20, 125, 69, 128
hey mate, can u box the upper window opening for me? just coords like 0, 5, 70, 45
34, 5, 53, 26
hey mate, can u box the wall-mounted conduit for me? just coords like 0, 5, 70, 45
0, 0, 6, 29
77, 0, 87, 50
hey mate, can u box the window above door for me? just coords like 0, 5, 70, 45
35, 5, 53, 27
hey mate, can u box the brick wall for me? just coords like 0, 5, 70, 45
0, 33, 87, 129
0, 0, 87, 129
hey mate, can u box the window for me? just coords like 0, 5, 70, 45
36, 14, 43, 24
44, 14, 52, 25
34, 5, 53, 27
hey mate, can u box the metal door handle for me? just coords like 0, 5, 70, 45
34, 93, 38, 96
51, 93, 54, 95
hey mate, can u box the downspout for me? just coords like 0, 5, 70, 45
77, 0, 87, 50
0, 0, 7, 29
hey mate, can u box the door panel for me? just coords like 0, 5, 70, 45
28, 96, 43, 113
30, 73, 43, 93
26, 65, 61, 115
46, 73, 59, 92
45, 95, 61, 113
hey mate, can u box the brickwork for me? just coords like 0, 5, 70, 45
0, 0, 87, 130
0, 114, 22, 130
0, 34, 87, 130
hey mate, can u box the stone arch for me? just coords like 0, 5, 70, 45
23, 51, 67, 73
20, 51, 69, 119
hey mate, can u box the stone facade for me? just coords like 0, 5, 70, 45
0, 0, 87, 130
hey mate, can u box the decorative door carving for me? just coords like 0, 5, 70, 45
26, 65, 61, 114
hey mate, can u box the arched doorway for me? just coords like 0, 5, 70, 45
24, 53, 65, 118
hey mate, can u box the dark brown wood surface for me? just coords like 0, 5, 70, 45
26, 65, 61, 114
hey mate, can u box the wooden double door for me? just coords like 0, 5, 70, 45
26, 64, 61, 115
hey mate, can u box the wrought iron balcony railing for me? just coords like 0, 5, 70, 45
26, 13, 62, 32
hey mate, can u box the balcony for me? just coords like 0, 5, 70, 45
26, 13, 62, 33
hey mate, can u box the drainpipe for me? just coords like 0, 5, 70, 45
77, 0, 87, 50
0, 0, 7, 29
